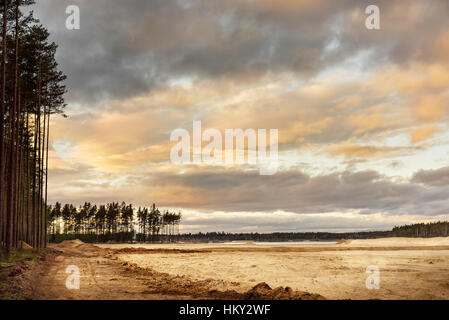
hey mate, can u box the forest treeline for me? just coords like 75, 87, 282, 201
175, 231, 393, 242
0, 0, 66, 258
392, 221, 449, 238
175, 222, 449, 242
47, 205, 449, 243
48, 202, 182, 243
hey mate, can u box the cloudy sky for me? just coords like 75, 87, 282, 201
32, 0, 449, 233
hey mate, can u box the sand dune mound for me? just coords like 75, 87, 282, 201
341, 237, 449, 247
58, 239, 85, 248
18, 241, 33, 249
244, 282, 325, 300
58, 240, 102, 255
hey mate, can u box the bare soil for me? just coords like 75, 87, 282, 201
29, 240, 323, 300
99, 237, 449, 300
28, 238, 449, 300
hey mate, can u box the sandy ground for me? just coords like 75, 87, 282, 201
30, 240, 321, 300
97, 237, 449, 300
30, 241, 188, 300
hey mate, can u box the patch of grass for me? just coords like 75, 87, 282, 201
0, 248, 42, 268
1, 248, 53, 266
0, 248, 54, 300
1, 290, 25, 300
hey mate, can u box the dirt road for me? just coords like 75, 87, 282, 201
30, 242, 187, 300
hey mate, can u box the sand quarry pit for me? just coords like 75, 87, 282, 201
97, 237, 449, 300
31, 240, 322, 300
29, 238, 449, 300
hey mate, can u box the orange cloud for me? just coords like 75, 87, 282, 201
281, 118, 333, 144
415, 95, 448, 123
370, 63, 449, 95
410, 127, 438, 144
434, 30, 449, 57
325, 144, 407, 159
347, 103, 405, 135
335, 95, 362, 110
236, 0, 328, 13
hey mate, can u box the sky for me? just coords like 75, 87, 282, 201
32, 0, 449, 233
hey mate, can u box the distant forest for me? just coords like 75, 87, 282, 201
176, 231, 392, 242
48, 202, 181, 243
49, 213, 449, 243
178, 222, 449, 242
392, 221, 449, 238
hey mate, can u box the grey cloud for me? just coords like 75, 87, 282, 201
33, 0, 449, 105
180, 212, 410, 233
412, 167, 449, 187
48, 164, 95, 181
48, 163, 449, 218
48, 163, 449, 226
142, 168, 447, 216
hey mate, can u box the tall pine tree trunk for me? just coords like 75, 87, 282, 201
32, 112, 38, 248
0, 0, 8, 258
12, 1, 20, 248
44, 112, 50, 247
6, 1, 20, 253
36, 61, 42, 249
39, 103, 46, 248
26, 111, 31, 244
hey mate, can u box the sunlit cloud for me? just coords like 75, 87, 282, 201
33, 0, 449, 232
